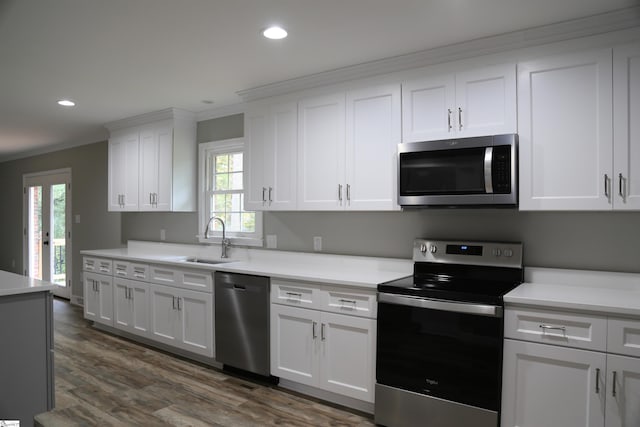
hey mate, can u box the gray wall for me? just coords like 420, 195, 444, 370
0, 141, 122, 297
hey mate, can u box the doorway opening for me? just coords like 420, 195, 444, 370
23, 169, 72, 299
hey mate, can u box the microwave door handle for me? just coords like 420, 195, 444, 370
484, 147, 493, 194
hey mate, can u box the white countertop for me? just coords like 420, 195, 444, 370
81, 242, 413, 289
505, 267, 640, 317
0, 270, 57, 297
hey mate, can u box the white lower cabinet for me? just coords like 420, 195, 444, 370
270, 284, 376, 403
83, 272, 114, 326
502, 307, 640, 427
150, 283, 213, 358
113, 277, 151, 337
501, 339, 606, 427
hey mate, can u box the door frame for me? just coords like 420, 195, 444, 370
22, 168, 72, 299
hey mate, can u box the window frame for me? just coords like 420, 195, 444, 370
198, 138, 263, 247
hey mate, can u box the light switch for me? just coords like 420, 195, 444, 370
313, 236, 322, 252
75, 214, 81, 224
266, 235, 277, 249
160, 229, 166, 241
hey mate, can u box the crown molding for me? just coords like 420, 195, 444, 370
104, 107, 196, 132
237, 6, 640, 102
196, 103, 246, 122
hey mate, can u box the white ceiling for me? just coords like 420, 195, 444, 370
0, 0, 637, 160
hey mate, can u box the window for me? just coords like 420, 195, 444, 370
199, 138, 262, 246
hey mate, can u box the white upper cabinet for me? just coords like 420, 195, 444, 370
138, 124, 173, 211
518, 49, 614, 210
613, 42, 640, 210
346, 84, 401, 210
244, 101, 297, 211
106, 109, 197, 212
298, 84, 401, 211
402, 63, 516, 142
108, 131, 139, 211
298, 93, 346, 210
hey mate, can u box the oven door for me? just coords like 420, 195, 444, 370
376, 293, 504, 412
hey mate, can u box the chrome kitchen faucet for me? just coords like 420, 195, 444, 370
204, 216, 231, 258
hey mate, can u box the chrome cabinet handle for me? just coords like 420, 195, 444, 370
458, 107, 463, 130
619, 173, 624, 199
176, 297, 181, 311
339, 298, 357, 308
346, 184, 351, 202
596, 368, 600, 394
338, 184, 343, 203
321, 323, 326, 341
612, 371, 617, 397
262, 187, 266, 203
312, 321, 317, 339
268, 187, 273, 204
604, 174, 610, 199
286, 292, 302, 300
539, 324, 567, 334
447, 109, 452, 131
172, 296, 176, 310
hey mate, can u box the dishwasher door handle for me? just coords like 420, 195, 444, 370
233, 284, 246, 290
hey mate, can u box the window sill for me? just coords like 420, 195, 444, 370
198, 235, 263, 247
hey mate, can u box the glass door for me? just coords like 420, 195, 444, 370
23, 169, 72, 299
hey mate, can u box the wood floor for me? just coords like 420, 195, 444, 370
35, 299, 375, 427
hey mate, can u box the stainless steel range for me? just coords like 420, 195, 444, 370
375, 239, 523, 427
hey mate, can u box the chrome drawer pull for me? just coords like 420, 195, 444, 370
596, 368, 600, 394
539, 324, 566, 334
339, 298, 357, 308
612, 371, 617, 397
312, 321, 317, 339
285, 292, 302, 300
321, 323, 326, 341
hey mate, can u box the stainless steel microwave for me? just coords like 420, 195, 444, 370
398, 134, 517, 207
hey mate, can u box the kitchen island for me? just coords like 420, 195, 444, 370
0, 270, 56, 426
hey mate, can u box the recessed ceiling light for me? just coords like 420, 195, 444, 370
57, 99, 75, 107
263, 26, 287, 40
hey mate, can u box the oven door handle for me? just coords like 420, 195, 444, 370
378, 292, 503, 318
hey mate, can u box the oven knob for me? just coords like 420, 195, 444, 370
504, 248, 514, 257
420, 244, 427, 254
493, 248, 502, 257
429, 245, 437, 254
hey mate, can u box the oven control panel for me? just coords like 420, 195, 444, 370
414, 239, 522, 268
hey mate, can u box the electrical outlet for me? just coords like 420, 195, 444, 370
266, 234, 277, 249
160, 229, 166, 241
313, 236, 322, 252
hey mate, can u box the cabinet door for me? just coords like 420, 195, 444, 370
139, 125, 173, 211
96, 274, 114, 326
113, 278, 132, 331
605, 354, 640, 427
108, 132, 139, 211
83, 273, 99, 321
270, 304, 320, 386
401, 74, 455, 142
518, 49, 613, 210
455, 63, 516, 138
130, 280, 151, 337
268, 101, 298, 210
244, 105, 269, 210
150, 284, 181, 347
319, 312, 376, 402
178, 288, 213, 357
346, 84, 401, 210
297, 93, 346, 210
501, 339, 606, 427
613, 43, 640, 210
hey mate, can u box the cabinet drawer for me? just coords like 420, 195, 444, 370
83, 257, 113, 275
113, 261, 149, 281
271, 281, 317, 309
504, 307, 607, 351
149, 265, 212, 292
320, 287, 377, 319
607, 317, 640, 357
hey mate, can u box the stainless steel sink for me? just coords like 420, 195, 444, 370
182, 256, 228, 265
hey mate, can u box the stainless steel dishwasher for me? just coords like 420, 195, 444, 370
214, 271, 270, 376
